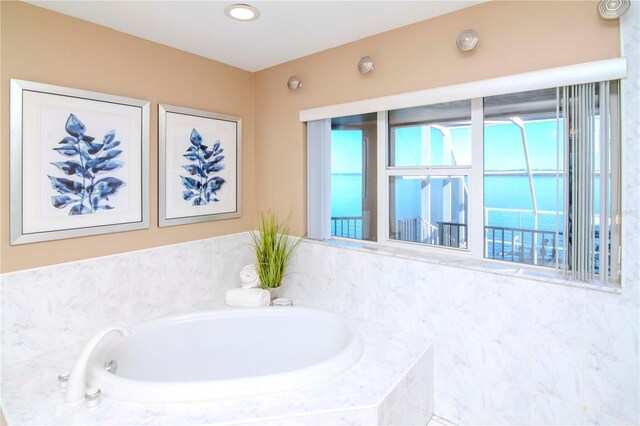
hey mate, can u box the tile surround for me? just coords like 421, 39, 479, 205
1, 233, 435, 425
0, 313, 434, 425
0, 223, 636, 426
1, 233, 254, 368
280, 233, 639, 425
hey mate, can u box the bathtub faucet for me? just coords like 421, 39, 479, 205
64, 326, 130, 405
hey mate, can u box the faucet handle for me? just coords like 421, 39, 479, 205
57, 373, 69, 392
85, 387, 101, 410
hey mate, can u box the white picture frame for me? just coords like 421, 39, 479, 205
158, 104, 241, 227
10, 79, 150, 245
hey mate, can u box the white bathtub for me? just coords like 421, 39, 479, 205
88, 307, 364, 403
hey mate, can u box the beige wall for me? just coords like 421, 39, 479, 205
0, 1, 256, 272
253, 0, 620, 235
0, 1, 621, 272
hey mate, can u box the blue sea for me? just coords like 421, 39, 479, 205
331, 173, 575, 237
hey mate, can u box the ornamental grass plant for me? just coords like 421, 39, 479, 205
249, 210, 302, 289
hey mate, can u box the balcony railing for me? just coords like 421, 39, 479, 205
485, 225, 562, 267
483, 207, 564, 267
393, 217, 467, 248
438, 221, 468, 248
333, 214, 606, 273
331, 216, 362, 239
394, 215, 563, 266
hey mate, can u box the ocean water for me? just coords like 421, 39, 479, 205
331, 173, 572, 234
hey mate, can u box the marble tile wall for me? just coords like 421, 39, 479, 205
0, 232, 252, 368
379, 346, 434, 425
281, 239, 639, 424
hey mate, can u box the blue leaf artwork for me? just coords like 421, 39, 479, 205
180, 129, 225, 206
49, 114, 126, 215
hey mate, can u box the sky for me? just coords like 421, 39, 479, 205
331, 130, 363, 174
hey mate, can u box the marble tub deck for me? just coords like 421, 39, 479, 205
0, 310, 434, 425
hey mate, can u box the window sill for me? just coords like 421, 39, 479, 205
304, 237, 622, 294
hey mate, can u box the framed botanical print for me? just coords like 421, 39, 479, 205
158, 104, 241, 227
10, 79, 149, 245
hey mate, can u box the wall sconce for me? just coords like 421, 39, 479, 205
456, 29, 479, 52
598, 0, 630, 19
287, 75, 302, 91
357, 56, 374, 74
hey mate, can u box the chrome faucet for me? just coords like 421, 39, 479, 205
64, 326, 130, 405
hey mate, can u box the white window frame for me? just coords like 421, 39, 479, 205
377, 101, 484, 257
305, 58, 627, 277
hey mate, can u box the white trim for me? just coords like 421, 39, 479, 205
299, 58, 627, 122
469, 98, 484, 258
386, 167, 470, 176
377, 111, 389, 243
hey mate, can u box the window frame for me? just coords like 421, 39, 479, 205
332, 92, 621, 281
377, 101, 484, 256
305, 58, 626, 283
329, 114, 378, 241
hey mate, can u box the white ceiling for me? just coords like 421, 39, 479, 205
28, 1, 483, 72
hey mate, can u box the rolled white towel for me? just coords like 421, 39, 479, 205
239, 264, 260, 289
225, 288, 270, 307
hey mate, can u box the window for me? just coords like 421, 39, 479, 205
482, 84, 620, 283
389, 175, 468, 247
483, 88, 564, 268
387, 101, 471, 249
307, 73, 622, 285
330, 113, 377, 241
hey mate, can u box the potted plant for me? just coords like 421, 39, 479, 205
249, 210, 302, 299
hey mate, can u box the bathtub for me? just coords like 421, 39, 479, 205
88, 307, 364, 403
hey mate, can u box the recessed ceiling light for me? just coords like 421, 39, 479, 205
225, 4, 260, 22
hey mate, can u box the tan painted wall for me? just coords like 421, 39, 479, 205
253, 0, 620, 235
0, 1, 256, 272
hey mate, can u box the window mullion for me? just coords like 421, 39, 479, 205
386, 167, 470, 176
377, 111, 389, 244
469, 97, 485, 258
609, 81, 621, 282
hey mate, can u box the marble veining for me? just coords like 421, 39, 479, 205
532, 343, 583, 405
282, 237, 639, 424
